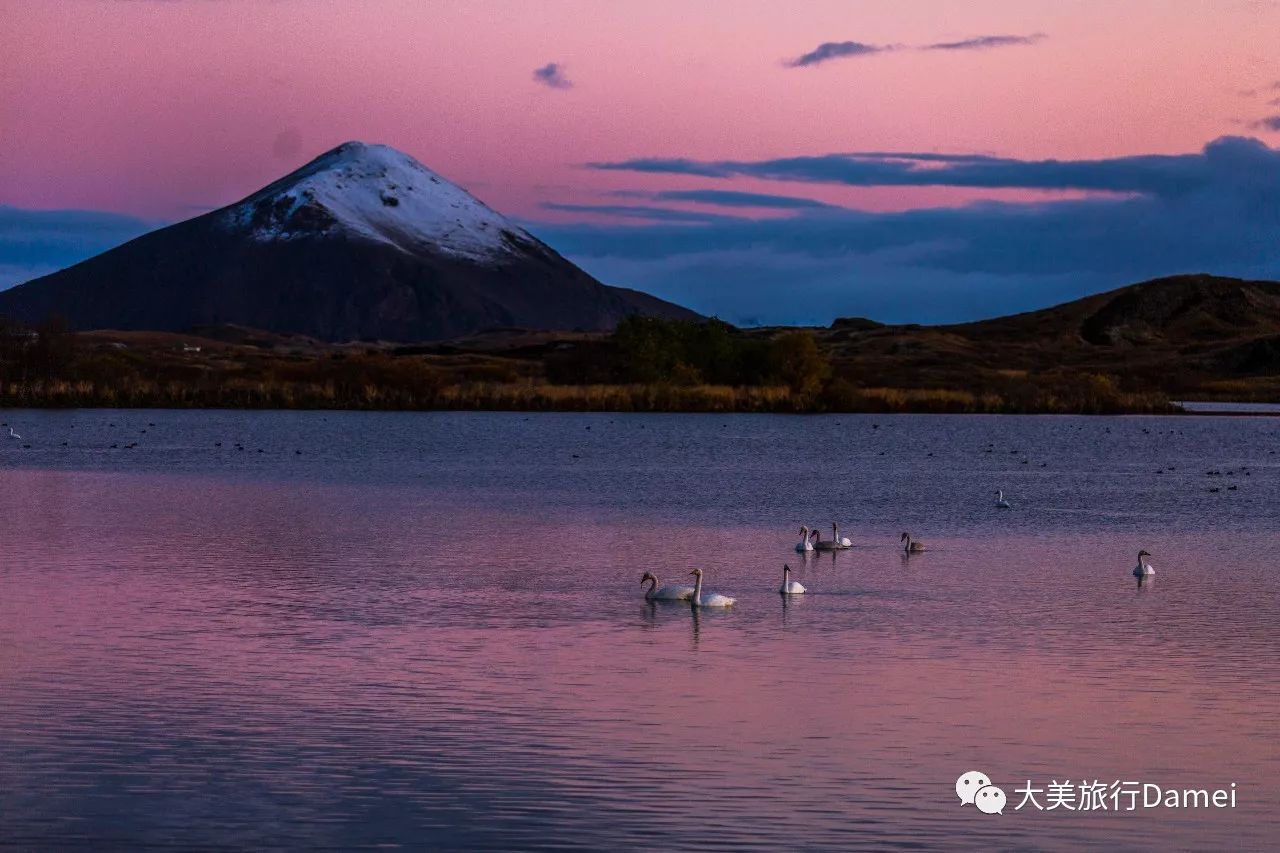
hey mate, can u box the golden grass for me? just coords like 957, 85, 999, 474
0, 375, 1179, 414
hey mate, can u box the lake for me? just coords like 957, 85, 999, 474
1, 410, 1277, 850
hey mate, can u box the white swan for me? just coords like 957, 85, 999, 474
689, 568, 736, 608
795, 526, 813, 552
7, 427, 20, 440
1132, 550, 1155, 578
901, 532, 925, 553
640, 571, 695, 601
838, 523, 853, 549
779, 564, 806, 595
995, 490, 1012, 509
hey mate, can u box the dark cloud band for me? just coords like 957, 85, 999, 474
589, 137, 1274, 197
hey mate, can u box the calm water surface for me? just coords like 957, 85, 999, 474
2, 411, 1278, 850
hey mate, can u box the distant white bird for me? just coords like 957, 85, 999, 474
995, 490, 1012, 509
1132, 550, 1155, 578
779, 564, 806, 595
689, 568, 736, 608
795, 525, 814, 553
640, 571, 695, 602
901, 532, 925, 553
7, 427, 19, 440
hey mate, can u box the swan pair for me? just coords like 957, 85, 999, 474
797, 523, 851, 552
641, 569, 736, 608
813, 523, 852, 551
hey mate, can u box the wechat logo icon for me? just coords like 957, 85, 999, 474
956, 770, 1006, 815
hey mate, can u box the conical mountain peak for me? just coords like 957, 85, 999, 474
222, 141, 530, 262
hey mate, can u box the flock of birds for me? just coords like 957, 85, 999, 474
2, 421, 304, 455
640, 489, 1159, 607
5, 418, 1164, 597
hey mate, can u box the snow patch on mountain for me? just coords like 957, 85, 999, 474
221, 141, 534, 263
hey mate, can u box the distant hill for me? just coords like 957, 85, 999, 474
817, 274, 1280, 396
0, 142, 697, 341
947, 274, 1280, 346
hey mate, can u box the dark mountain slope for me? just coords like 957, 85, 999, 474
0, 142, 697, 341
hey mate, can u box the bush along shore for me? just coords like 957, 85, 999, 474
0, 317, 1179, 414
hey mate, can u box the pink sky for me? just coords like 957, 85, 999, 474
2, 0, 1279, 221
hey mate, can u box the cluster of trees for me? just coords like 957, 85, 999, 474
549, 317, 832, 394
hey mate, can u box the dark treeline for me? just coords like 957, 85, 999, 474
548, 316, 831, 393
0, 314, 1177, 414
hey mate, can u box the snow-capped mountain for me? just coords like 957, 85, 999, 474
0, 142, 696, 341
223, 142, 530, 263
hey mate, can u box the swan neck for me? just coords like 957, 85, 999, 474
693, 573, 703, 604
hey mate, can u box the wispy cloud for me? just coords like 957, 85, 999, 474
1256, 115, 1280, 131
616, 189, 840, 210
532, 62, 572, 90
922, 33, 1046, 51
540, 202, 746, 224
784, 32, 1046, 68
784, 41, 891, 68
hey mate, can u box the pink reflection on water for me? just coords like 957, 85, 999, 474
2, 462, 1277, 847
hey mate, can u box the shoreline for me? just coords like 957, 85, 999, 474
4, 400, 1278, 416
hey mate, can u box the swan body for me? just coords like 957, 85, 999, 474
815, 523, 850, 551
795, 526, 813, 553
689, 568, 736, 608
1132, 550, 1155, 578
641, 571, 695, 601
779, 564, 806, 595
900, 532, 925, 553
995, 490, 1012, 509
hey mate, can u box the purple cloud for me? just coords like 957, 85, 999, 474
532, 62, 572, 90
923, 33, 1046, 51
785, 33, 1046, 67
785, 41, 890, 68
